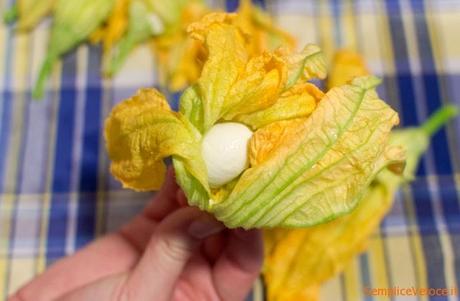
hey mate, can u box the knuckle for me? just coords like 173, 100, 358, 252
112, 276, 132, 301
154, 235, 194, 263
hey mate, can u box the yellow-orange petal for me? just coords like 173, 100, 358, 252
328, 49, 370, 88
104, 88, 208, 192
249, 118, 306, 166
237, 82, 323, 130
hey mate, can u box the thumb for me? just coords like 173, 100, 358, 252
121, 207, 223, 301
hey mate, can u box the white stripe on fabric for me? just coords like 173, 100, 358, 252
30, 20, 52, 93
65, 45, 88, 256
112, 44, 156, 91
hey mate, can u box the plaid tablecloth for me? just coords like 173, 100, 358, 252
1, 0, 460, 300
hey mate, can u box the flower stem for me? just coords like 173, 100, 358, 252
3, 4, 18, 24
421, 105, 459, 136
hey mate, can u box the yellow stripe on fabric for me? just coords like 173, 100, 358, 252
0, 195, 14, 298
317, 1, 336, 60
354, 0, 396, 95
424, 2, 460, 73
31, 24, 50, 90
371, 0, 397, 77
0, 32, 30, 299
423, 1, 444, 73
343, 257, 363, 301
275, 13, 317, 50
0, 26, 5, 90
8, 258, 35, 296
340, 0, 358, 50
320, 276, 345, 301
367, 232, 390, 301
384, 235, 418, 292
402, 187, 429, 301
36, 66, 62, 274
0, 258, 7, 297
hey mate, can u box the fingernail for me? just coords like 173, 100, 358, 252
188, 217, 223, 239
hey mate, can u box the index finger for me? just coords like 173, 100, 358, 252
212, 229, 264, 301
142, 166, 181, 221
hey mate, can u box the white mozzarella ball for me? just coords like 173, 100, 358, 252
202, 122, 253, 187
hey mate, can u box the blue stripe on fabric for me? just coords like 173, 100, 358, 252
410, 0, 456, 174
15, 96, 32, 192
46, 52, 78, 264
75, 45, 103, 249
359, 254, 373, 301
224, 0, 266, 12
385, 0, 447, 297
225, 0, 239, 12
155, 84, 179, 111
0, 94, 12, 193
331, 0, 343, 47
253, 0, 265, 9
245, 289, 254, 301
170, 91, 181, 111
410, 0, 460, 292
0, 20, 14, 194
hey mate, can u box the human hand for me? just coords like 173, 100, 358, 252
10, 168, 263, 301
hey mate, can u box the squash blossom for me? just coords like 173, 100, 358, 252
262, 50, 459, 301
5, 0, 294, 98
101, 0, 203, 76
263, 106, 458, 301
98, 0, 295, 90
159, 0, 296, 92
104, 13, 404, 229
32, 0, 116, 98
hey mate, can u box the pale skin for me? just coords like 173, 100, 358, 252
9, 168, 263, 301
